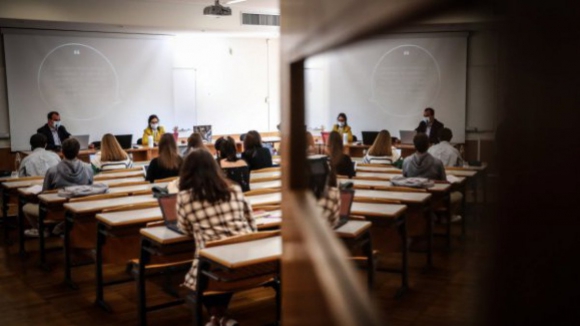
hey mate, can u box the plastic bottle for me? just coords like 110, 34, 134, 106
173, 126, 179, 141
13, 152, 21, 177
342, 133, 348, 144
148, 135, 154, 148
459, 145, 467, 167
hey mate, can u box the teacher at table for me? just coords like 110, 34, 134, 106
37, 111, 70, 151
415, 107, 444, 144
142, 114, 165, 147
331, 112, 353, 143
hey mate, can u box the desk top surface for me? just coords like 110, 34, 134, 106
354, 189, 431, 204
97, 207, 162, 227
199, 236, 282, 269
140, 226, 192, 244
350, 201, 407, 218
64, 194, 156, 214
39, 183, 164, 204
245, 192, 282, 206
3, 179, 43, 189
335, 220, 372, 238
343, 178, 451, 192
250, 170, 281, 180
250, 179, 282, 190
94, 170, 145, 180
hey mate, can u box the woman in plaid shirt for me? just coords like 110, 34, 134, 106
177, 149, 257, 326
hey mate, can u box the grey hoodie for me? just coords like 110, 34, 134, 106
402, 152, 446, 181
43, 159, 94, 191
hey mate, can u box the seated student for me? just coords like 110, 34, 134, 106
19, 133, 61, 177
427, 128, 464, 167
219, 137, 250, 192
213, 136, 226, 160
24, 138, 93, 237
146, 133, 182, 182
91, 133, 133, 172
306, 131, 317, 155
403, 133, 462, 222
183, 132, 208, 156
362, 129, 400, 164
308, 157, 341, 228
141, 114, 165, 147
177, 149, 256, 326
242, 130, 273, 170
326, 131, 356, 178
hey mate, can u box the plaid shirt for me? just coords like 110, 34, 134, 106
317, 187, 341, 228
177, 185, 257, 290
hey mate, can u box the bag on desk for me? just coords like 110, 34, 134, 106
392, 157, 404, 169
57, 183, 109, 198
390, 176, 434, 189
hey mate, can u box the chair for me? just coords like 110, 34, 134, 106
223, 166, 250, 192
321, 131, 330, 145
187, 230, 281, 326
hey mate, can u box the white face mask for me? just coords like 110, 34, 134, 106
151, 123, 159, 130
53, 121, 61, 129
338, 121, 345, 127
423, 117, 430, 124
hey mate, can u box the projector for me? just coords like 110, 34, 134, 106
204, 1, 232, 17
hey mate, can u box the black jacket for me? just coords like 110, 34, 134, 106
242, 147, 273, 171
37, 124, 71, 150
415, 119, 444, 144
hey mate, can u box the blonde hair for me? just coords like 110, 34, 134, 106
367, 130, 393, 156
158, 133, 182, 170
100, 134, 128, 162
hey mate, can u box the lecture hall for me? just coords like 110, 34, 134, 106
0, 0, 578, 325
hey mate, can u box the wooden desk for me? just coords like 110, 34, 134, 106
356, 165, 402, 173
199, 236, 281, 269
342, 178, 452, 193
62, 195, 158, 288
349, 201, 409, 297
245, 192, 282, 207
137, 226, 194, 325
344, 143, 369, 157
250, 179, 282, 191
1, 179, 44, 244
250, 170, 281, 182
335, 220, 374, 288
94, 170, 145, 180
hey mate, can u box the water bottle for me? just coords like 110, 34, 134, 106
342, 133, 348, 144
148, 135, 154, 148
173, 126, 179, 141
459, 145, 467, 167
13, 153, 21, 177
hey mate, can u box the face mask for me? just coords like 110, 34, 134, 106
338, 121, 345, 127
151, 123, 159, 130
423, 117, 430, 124
53, 121, 61, 129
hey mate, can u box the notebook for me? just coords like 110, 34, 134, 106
72, 135, 90, 150
399, 130, 416, 144
158, 194, 182, 234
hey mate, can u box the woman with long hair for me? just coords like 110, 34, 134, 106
219, 137, 250, 191
177, 149, 256, 325
331, 112, 353, 143
362, 129, 400, 164
183, 132, 208, 156
326, 131, 355, 178
146, 133, 182, 182
142, 114, 165, 146
91, 133, 133, 172
242, 130, 273, 170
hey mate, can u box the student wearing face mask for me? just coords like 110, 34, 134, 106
142, 114, 166, 147
331, 112, 353, 143
36, 111, 71, 151
415, 107, 444, 145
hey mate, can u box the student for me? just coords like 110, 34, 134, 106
242, 130, 273, 170
403, 133, 462, 222
326, 131, 356, 178
23, 138, 93, 237
306, 131, 317, 155
308, 157, 341, 228
415, 107, 444, 145
213, 136, 226, 160
91, 133, 133, 172
146, 133, 182, 182
19, 133, 61, 177
183, 132, 208, 156
36, 111, 71, 151
428, 128, 464, 167
362, 129, 400, 164
218, 137, 250, 192
331, 112, 353, 143
177, 149, 256, 326
142, 114, 166, 147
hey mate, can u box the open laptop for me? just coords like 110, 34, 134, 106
72, 135, 90, 150
158, 194, 183, 234
361, 131, 379, 146
193, 125, 212, 143
115, 134, 133, 149
399, 130, 416, 144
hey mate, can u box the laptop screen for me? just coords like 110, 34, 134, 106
115, 134, 133, 149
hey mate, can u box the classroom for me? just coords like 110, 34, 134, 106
0, 0, 578, 325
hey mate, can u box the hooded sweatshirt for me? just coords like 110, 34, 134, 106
402, 152, 446, 181
43, 159, 94, 191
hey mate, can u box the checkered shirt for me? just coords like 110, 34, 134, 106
317, 187, 341, 228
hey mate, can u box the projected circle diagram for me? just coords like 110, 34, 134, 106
38, 43, 119, 120
370, 45, 441, 117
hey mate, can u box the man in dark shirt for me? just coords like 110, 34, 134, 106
415, 107, 444, 144
37, 111, 71, 151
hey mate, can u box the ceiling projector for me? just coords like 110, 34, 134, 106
204, 0, 232, 17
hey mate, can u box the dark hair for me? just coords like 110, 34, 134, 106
148, 114, 159, 124
157, 133, 182, 170
243, 130, 263, 151
424, 108, 435, 116
221, 137, 238, 162
214, 137, 226, 156
337, 113, 348, 125
413, 133, 430, 153
438, 128, 453, 142
187, 133, 205, 150
47, 111, 59, 120
179, 149, 232, 204
62, 138, 80, 160
327, 131, 344, 170
30, 133, 47, 150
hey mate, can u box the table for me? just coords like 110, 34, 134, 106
335, 220, 374, 288
94, 169, 145, 180
245, 192, 282, 207
250, 170, 281, 182
250, 179, 281, 191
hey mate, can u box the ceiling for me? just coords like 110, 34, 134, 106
131, 0, 279, 11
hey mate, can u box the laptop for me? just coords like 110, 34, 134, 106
158, 194, 183, 234
193, 125, 212, 143
72, 135, 90, 150
399, 130, 416, 144
115, 134, 133, 149
361, 131, 379, 146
